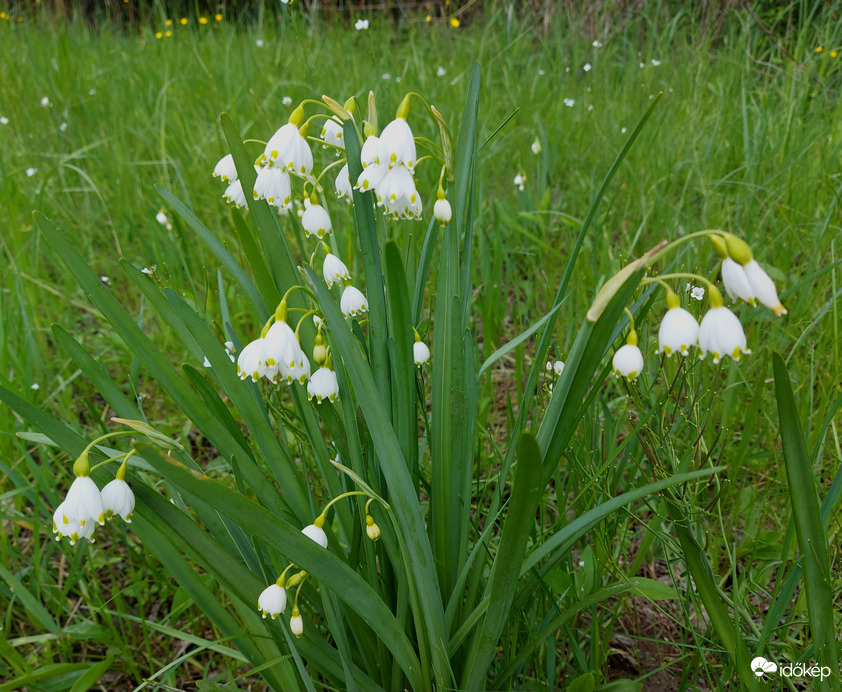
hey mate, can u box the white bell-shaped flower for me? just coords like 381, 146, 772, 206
301, 523, 328, 548
280, 348, 311, 385
721, 258, 755, 305
743, 259, 786, 315
658, 306, 699, 357
264, 122, 313, 177
323, 254, 350, 288
53, 501, 96, 545
253, 165, 292, 209
340, 286, 369, 317
101, 478, 135, 522
261, 321, 298, 376
378, 117, 416, 170
612, 344, 644, 381
257, 583, 287, 619
376, 167, 422, 219
356, 161, 388, 194
223, 179, 247, 208
237, 337, 266, 382
307, 367, 339, 403
213, 153, 237, 182
698, 306, 750, 363
302, 203, 332, 238
290, 607, 304, 637
335, 163, 352, 199
413, 340, 431, 366
61, 475, 106, 529
360, 135, 381, 168
434, 198, 452, 225
320, 118, 344, 151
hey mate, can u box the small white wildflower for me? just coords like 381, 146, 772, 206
592, 40, 603, 48
545, 361, 553, 372
26, 167, 37, 177
563, 98, 575, 107
437, 66, 447, 77
155, 211, 168, 226
59, 122, 67, 132
698, 306, 750, 364
256, 39, 265, 47
513, 173, 525, 191
587, 104, 594, 111
651, 59, 661, 66
282, 95, 292, 106
621, 127, 627, 134
381, 72, 391, 80
583, 63, 592, 72
257, 583, 287, 619
203, 356, 212, 367
0, 117, 9, 125
100, 276, 110, 285
31, 383, 40, 390
413, 341, 431, 366
553, 360, 564, 376
537, 69, 545, 75
531, 138, 541, 155
639, 62, 645, 69
612, 344, 644, 381
101, 477, 135, 522
340, 286, 369, 318
354, 18, 369, 30
141, 267, 153, 275
41, 97, 51, 107
88, 89, 96, 95
323, 253, 350, 288
690, 286, 705, 301
307, 367, 339, 403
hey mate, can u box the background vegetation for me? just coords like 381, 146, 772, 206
1, 1, 841, 689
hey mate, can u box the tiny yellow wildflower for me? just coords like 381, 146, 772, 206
450, 17, 460, 28
165, 18, 172, 26
832, 51, 839, 58
816, 46, 823, 53
0, 12, 8, 20
199, 16, 209, 25
180, 17, 187, 25
155, 31, 163, 39
165, 30, 172, 37
215, 13, 223, 22
425, 15, 432, 22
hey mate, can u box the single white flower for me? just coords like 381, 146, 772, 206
537, 68, 545, 75
202, 356, 212, 367
621, 127, 627, 134
376, 167, 422, 219
563, 98, 575, 108
26, 167, 37, 177
743, 259, 787, 315
302, 203, 333, 238
413, 341, 431, 366
257, 583, 287, 619
340, 286, 368, 317
381, 72, 391, 81
640, 62, 645, 69
53, 501, 96, 545
237, 337, 266, 381
101, 478, 135, 522
612, 344, 644, 380
360, 135, 381, 168
320, 118, 344, 151
323, 253, 350, 288
651, 59, 661, 66
141, 267, 153, 275
253, 165, 292, 208
545, 361, 553, 372
61, 476, 106, 529
31, 383, 40, 390
721, 258, 755, 305
0, 117, 8, 125
290, 607, 304, 637
100, 276, 110, 285
553, 360, 564, 375
690, 286, 705, 301
698, 306, 750, 364
264, 123, 313, 176
255, 38, 265, 48
282, 95, 292, 106
261, 321, 298, 378
354, 18, 369, 30
658, 307, 699, 357
59, 122, 67, 132
88, 89, 96, 95
592, 40, 603, 47
223, 179, 247, 208
437, 65, 447, 77
513, 173, 525, 191
583, 63, 592, 72
302, 523, 328, 548
155, 211, 168, 226
434, 198, 452, 225
334, 163, 352, 199
41, 96, 51, 107
531, 138, 542, 154
281, 350, 311, 385
213, 153, 237, 182
307, 367, 339, 403
356, 161, 388, 193
378, 118, 416, 170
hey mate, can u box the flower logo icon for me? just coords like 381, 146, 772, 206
751, 657, 778, 677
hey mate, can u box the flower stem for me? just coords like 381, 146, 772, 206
644, 229, 727, 267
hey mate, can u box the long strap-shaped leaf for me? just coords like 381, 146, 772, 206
773, 353, 839, 690
141, 449, 425, 691
304, 265, 450, 690
460, 431, 544, 690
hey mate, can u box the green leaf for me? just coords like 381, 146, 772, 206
68, 657, 114, 692
461, 431, 545, 691
773, 352, 839, 689
631, 578, 680, 601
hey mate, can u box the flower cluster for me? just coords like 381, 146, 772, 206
53, 449, 135, 545
610, 232, 786, 382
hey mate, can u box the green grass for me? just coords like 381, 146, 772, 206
2, 3, 842, 690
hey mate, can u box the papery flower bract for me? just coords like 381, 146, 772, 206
378, 118, 416, 170
721, 258, 755, 305
320, 118, 344, 151
302, 203, 333, 238
698, 306, 750, 364
376, 166, 422, 219
213, 153, 237, 182
237, 337, 266, 381
302, 524, 328, 548
253, 165, 292, 208
434, 198, 452, 225
658, 307, 699, 357
223, 179, 247, 208
743, 259, 787, 315
307, 367, 339, 403
341, 286, 369, 317
257, 583, 287, 619
323, 254, 350, 288
335, 163, 353, 199
413, 341, 431, 366
62, 475, 106, 530
101, 478, 135, 522
612, 344, 644, 381
264, 123, 313, 176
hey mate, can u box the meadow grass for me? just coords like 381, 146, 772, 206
1, 4, 841, 690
